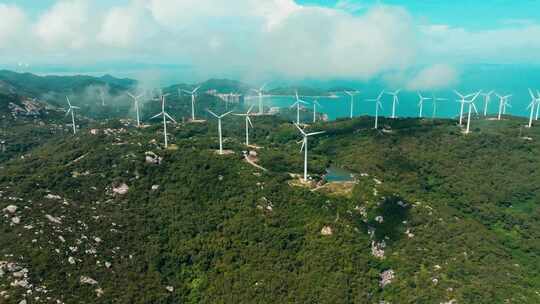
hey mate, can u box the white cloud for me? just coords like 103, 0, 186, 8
0, 4, 29, 49
406, 64, 459, 91
420, 23, 540, 64
2, 0, 540, 83
34, 0, 91, 49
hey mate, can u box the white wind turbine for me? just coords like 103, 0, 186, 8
535, 90, 540, 120
417, 92, 432, 118
366, 91, 385, 129
207, 109, 233, 155
312, 99, 322, 123
295, 123, 325, 182
480, 91, 494, 116
182, 86, 201, 121
385, 90, 401, 119
291, 91, 308, 125
151, 93, 176, 148
527, 89, 538, 128
431, 95, 447, 118
251, 83, 268, 115
344, 90, 360, 119
127, 92, 144, 127
99, 88, 106, 106
454, 90, 475, 126
234, 105, 255, 146
464, 91, 481, 134
65, 96, 80, 135
495, 94, 512, 120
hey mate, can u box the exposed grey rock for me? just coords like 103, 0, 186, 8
80, 276, 98, 285
380, 269, 395, 287
3, 205, 17, 214
321, 226, 333, 236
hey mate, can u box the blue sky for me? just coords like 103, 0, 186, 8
2, 0, 540, 87
299, 0, 540, 29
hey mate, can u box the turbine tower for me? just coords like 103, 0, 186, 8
344, 90, 359, 119
127, 92, 144, 127
480, 91, 494, 116
294, 123, 325, 182
65, 96, 80, 135
366, 91, 385, 129
151, 93, 176, 148
312, 99, 322, 123
535, 90, 540, 120
527, 89, 538, 128
207, 110, 233, 155
385, 90, 401, 119
291, 91, 308, 125
99, 88, 106, 106
495, 94, 512, 120
454, 90, 475, 126
417, 92, 432, 118
431, 95, 447, 118
251, 83, 268, 115
234, 105, 255, 146
182, 86, 201, 121
464, 91, 481, 134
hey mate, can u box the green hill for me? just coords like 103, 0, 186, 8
0, 111, 538, 303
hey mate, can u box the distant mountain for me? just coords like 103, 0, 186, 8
0, 70, 137, 97
165, 78, 252, 94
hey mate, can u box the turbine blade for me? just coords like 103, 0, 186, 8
300, 139, 305, 152
247, 105, 254, 114
151, 112, 162, 120
247, 116, 254, 128
294, 123, 306, 136
307, 131, 326, 136
207, 109, 219, 118
220, 111, 233, 118
165, 112, 177, 123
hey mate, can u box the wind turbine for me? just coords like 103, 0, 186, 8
294, 123, 325, 182
535, 90, 540, 120
366, 91, 385, 129
207, 109, 233, 155
495, 94, 512, 120
127, 92, 144, 127
464, 91, 481, 134
182, 86, 201, 121
251, 83, 268, 115
480, 91, 494, 116
65, 97, 80, 135
344, 90, 360, 119
291, 91, 308, 125
385, 90, 401, 119
312, 99, 322, 123
417, 92, 432, 118
151, 93, 176, 148
234, 105, 255, 146
99, 88, 105, 106
527, 89, 538, 128
431, 95, 447, 118
454, 90, 475, 126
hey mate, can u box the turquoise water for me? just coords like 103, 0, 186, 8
325, 166, 355, 182
245, 65, 540, 121
246, 92, 531, 122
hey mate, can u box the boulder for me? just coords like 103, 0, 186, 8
321, 226, 333, 236
80, 276, 98, 285
2, 205, 17, 214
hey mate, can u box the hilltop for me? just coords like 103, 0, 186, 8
0, 71, 539, 303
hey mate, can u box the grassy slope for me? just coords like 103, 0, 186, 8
0, 114, 538, 303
